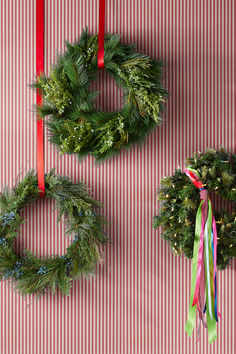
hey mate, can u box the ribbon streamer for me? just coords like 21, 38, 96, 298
185, 167, 219, 344
98, 0, 105, 68
36, 0, 45, 195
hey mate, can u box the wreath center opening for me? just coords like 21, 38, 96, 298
90, 69, 125, 112
14, 198, 69, 258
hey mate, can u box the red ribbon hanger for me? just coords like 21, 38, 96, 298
36, 0, 104, 195
36, 0, 45, 196
98, 0, 105, 68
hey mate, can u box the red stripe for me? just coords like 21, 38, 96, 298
36, 0, 45, 195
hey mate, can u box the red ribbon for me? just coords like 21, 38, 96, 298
98, 0, 105, 68
36, 0, 45, 196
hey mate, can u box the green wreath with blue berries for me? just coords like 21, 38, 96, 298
34, 29, 167, 160
0, 170, 108, 295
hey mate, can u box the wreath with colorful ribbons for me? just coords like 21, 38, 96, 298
34, 29, 167, 161
0, 170, 108, 295
153, 149, 236, 343
153, 149, 236, 268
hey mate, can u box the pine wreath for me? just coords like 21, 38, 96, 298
0, 170, 108, 295
153, 149, 236, 269
34, 29, 167, 160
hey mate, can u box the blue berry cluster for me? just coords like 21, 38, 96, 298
4, 261, 23, 278
14, 261, 23, 277
38, 265, 47, 275
0, 237, 7, 247
78, 211, 97, 217
73, 235, 79, 242
0, 212, 15, 226
66, 260, 71, 276
60, 256, 72, 276
60, 255, 67, 260
73, 234, 85, 242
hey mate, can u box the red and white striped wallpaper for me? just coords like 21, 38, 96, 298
0, 0, 235, 353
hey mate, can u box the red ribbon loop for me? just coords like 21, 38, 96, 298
184, 169, 204, 190
98, 0, 105, 68
36, 0, 45, 196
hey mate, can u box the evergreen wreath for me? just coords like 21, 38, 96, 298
0, 170, 108, 295
153, 149, 236, 269
34, 29, 167, 160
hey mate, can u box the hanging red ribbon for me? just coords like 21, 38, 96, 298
98, 0, 105, 68
36, 0, 45, 196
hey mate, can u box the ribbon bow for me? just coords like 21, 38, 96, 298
185, 167, 219, 344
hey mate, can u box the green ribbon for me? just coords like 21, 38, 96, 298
205, 200, 217, 344
185, 198, 217, 343
185, 201, 203, 336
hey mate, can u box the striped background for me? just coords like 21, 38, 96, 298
0, 0, 235, 353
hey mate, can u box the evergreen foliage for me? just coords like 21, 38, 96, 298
153, 149, 236, 269
34, 29, 167, 160
0, 170, 108, 295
